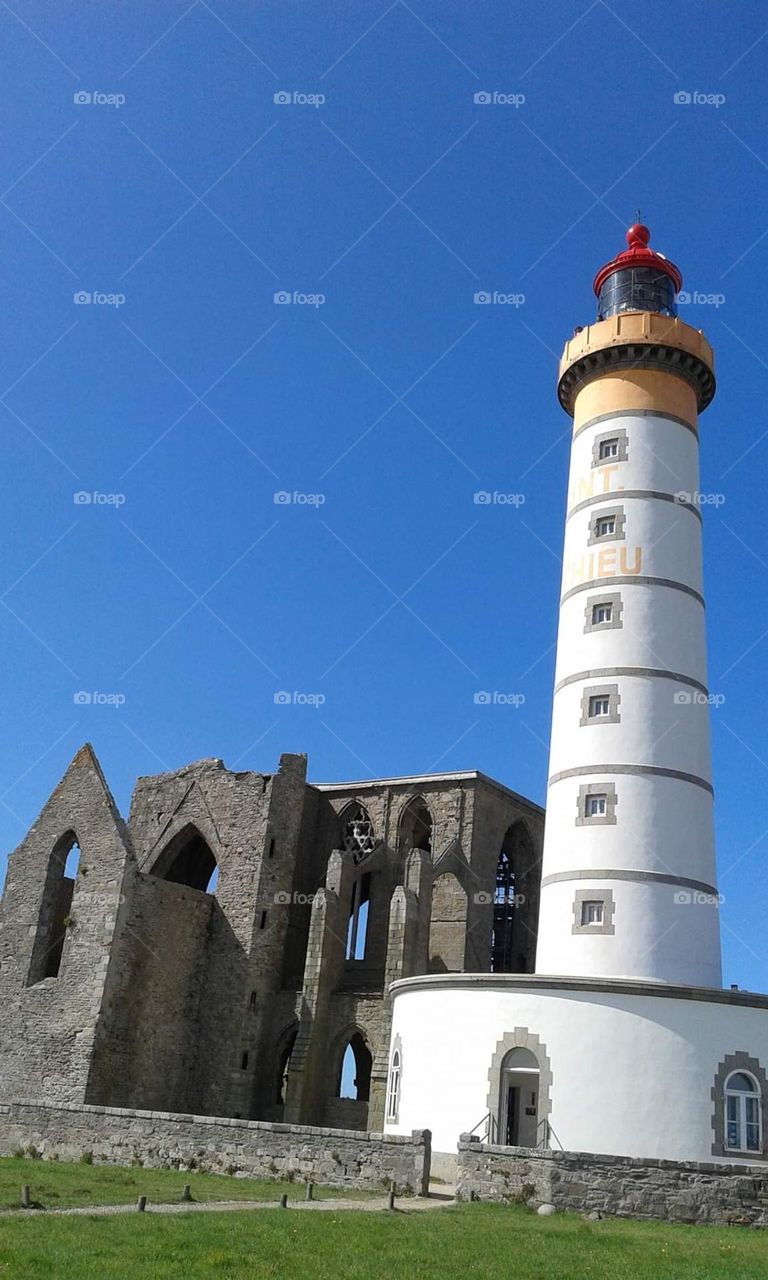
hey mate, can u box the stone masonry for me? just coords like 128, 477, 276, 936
0, 746, 543, 1135
457, 1139, 768, 1226
0, 1100, 431, 1195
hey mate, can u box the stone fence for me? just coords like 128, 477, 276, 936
0, 1100, 431, 1196
457, 1138, 768, 1226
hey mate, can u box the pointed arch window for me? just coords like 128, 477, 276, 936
150, 824, 218, 893
28, 831, 81, 984
398, 796, 433, 854
491, 822, 536, 974
337, 1032, 372, 1102
340, 803, 376, 862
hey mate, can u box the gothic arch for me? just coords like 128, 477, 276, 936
338, 802, 377, 862
28, 830, 81, 984
398, 795, 433, 854
492, 821, 539, 974
149, 823, 218, 893
334, 1027, 373, 1102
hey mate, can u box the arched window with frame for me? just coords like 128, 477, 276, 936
725, 1071, 762, 1154
386, 1045, 402, 1123
398, 796, 433, 854
345, 872, 371, 960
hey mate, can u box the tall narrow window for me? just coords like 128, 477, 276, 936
725, 1072, 762, 1153
386, 1049, 402, 1122
345, 873, 371, 960
337, 1032, 372, 1102
28, 832, 80, 984
340, 803, 376, 862
491, 822, 537, 975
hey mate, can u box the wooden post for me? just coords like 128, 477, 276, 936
182, 1184, 192, 1202
279, 1193, 288, 1209
305, 1182, 314, 1202
388, 1181, 396, 1211
21, 1185, 30, 1210
137, 1196, 147, 1212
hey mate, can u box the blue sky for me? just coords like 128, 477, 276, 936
1, 0, 768, 989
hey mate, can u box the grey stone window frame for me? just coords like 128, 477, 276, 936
575, 782, 618, 827
711, 1052, 768, 1160
386, 1034, 403, 1125
592, 427, 629, 468
572, 888, 616, 935
486, 1027, 553, 1149
584, 591, 624, 634
580, 682, 621, 727
587, 504, 626, 546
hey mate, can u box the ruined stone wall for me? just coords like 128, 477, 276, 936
85, 873, 214, 1113
0, 1100, 431, 1195
0, 746, 134, 1106
456, 1140, 768, 1226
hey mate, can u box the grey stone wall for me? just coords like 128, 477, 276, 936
457, 1139, 768, 1226
0, 1100, 431, 1195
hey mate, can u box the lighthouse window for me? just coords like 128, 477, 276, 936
581, 900, 604, 926
584, 592, 623, 633
592, 428, 628, 468
572, 888, 615, 934
588, 505, 626, 545
585, 794, 606, 817
725, 1072, 762, 1153
580, 683, 620, 727
576, 782, 618, 827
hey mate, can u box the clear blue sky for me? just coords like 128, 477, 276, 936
1, 0, 768, 990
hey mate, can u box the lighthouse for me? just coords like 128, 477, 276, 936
387, 224, 768, 1173
535, 223, 722, 988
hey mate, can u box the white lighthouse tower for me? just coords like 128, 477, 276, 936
535, 223, 722, 987
387, 225, 768, 1172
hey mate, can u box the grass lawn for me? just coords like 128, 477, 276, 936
0, 1156, 373, 1209
1, 1203, 768, 1279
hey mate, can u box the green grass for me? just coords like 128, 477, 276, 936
0, 1203, 767, 1279
0, 1156, 373, 1209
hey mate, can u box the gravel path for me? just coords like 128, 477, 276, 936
0, 1191, 456, 1219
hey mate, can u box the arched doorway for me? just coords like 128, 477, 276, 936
499, 1046, 540, 1147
